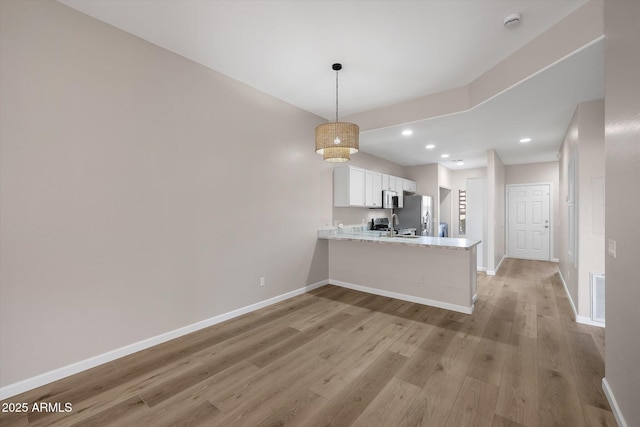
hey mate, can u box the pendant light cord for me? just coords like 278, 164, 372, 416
335, 69, 339, 123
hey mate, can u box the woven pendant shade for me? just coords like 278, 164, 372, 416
315, 121, 359, 162
315, 63, 359, 162
322, 147, 350, 162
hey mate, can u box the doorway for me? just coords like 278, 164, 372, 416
439, 187, 451, 237
507, 184, 551, 261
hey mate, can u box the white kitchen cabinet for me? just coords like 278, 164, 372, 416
394, 178, 404, 208
403, 179, 417, 193
390, 176, 398, 191
335, 167, 412, 208
382, 174, 399, 190
383, 174, 406, 207
365, 170, 383, 207
382, 174, 391, 190
334, 166, 366, 207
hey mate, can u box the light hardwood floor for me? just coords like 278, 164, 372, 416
1, 258, 616, 426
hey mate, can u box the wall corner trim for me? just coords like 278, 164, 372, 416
559, 269, 578, 314
0, 279, 329, 400
486, 255, 505, 276
603, 377, 629, 427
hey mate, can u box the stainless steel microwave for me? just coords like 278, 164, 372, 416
382, 190, 399, 209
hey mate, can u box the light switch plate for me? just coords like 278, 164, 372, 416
607, 239, 617, 258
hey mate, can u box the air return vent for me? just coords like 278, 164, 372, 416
591, 273, 605, 323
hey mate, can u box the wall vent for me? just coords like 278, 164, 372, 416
591, 273, 605, 323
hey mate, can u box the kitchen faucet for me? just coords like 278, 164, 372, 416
388, 213, 398, 237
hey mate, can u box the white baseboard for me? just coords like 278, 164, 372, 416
551, 257, 559, 263
603, 378, 628, 427
330, 279, 473, 315
576, 316, 605, 327
0, 279, 329, 400
557, 271, 605, 328
558, 269, 579, 318
487, 255, 505, 276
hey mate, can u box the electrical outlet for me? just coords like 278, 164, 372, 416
260, 277, 266, 287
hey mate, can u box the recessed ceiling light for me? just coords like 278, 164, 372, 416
425, 144, 435, 149
519, 137, 532, 143
457, 161, 464, 166
402, 129, 413, 136
441, 154, 450, 158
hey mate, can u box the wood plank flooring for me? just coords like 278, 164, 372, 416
0, 258, 616, 426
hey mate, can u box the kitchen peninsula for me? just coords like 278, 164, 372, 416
318, 227, 481, 314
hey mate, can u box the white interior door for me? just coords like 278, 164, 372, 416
508, 184, 550, 261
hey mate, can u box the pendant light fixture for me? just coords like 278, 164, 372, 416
315, 63, 359, 162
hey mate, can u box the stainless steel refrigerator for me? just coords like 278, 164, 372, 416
396, 195, 434, 236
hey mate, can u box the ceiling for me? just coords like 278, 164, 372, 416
362, 39, 604, 168
58, 0, 603, 169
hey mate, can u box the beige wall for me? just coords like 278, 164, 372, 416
405, 163, 438, 201
505, 162, 560, 259
577, 100, 605, 317
437, 164, 452, 189
405, 163, 457, 229
328, 240, 476, 311
405, 163, 440, 235
437, 151, 507, 273
487, 150, 506, 271
0, 0, 334, 387
558, 100, 605, 318
437, 165, 453, 234
450, 167, 487, 238
559, 109, 580, 307
603, 1, 640, 425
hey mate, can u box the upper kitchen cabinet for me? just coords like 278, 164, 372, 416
334, 166, 366, 207
335, 167, 413, 208
334, 166, 383, 208
382, 174, 400, 191
383, 174, 412, 208
394, 177, 404, 208
384, 174, 416, 193
365, 170, 383, 208
382, 174, 391, 191
403, 179, 417, 193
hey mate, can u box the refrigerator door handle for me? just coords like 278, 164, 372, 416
424, 212, 431, 235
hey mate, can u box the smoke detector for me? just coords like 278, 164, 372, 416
503, 13, 522, 28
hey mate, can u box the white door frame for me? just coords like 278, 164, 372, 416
506, 183, 553, 261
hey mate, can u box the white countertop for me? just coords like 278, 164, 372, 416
318, 227, 480, 250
